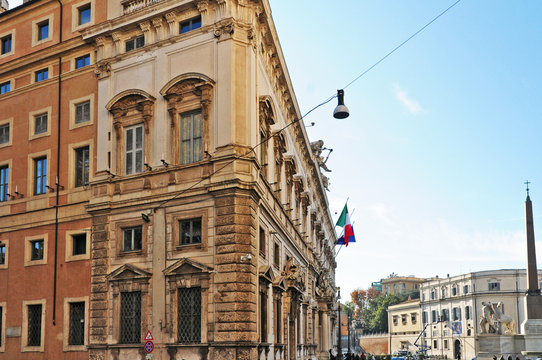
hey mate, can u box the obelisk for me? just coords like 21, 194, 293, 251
521, 182, 542, 359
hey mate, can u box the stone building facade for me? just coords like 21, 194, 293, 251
0, 0, 338, 359
387, 299, 421, 354
419, 269, 542, 360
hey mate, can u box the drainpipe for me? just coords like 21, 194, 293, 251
52, 0, 63, 326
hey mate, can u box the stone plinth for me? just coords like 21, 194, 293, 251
521, 319, 542, 359
477, 335, 525, 359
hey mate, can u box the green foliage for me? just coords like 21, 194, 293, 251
351, 289, 417, 333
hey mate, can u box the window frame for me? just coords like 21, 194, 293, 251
0, 165, 8, 203
171, 211, 207, 252
65, 230, 90, 262
34, 68, 49, 83
179, 218, 202, 246
488, 282, 500, 291
119, 291, 142, 344
0, 33, 12, 56
74, 145, 90, 187
179, 110, 203, 165
0, 81, 10, 95
122, 226, 143, 253
0, 118, 12, 147
69, 94, 94, 129
124, 123, 145, 175
125, 34, 145, 52
0, 301, 5, 352
29, 107, 52, 140
259, 226, 266, 258
24, 234, 48, 267
32, 15, 53, 47
21, 299, 46, 352
75, 54, 91, 69
177, 287, 202, 344
33, 157, 47, 196
72, 0, 94, 31
0, 240, 7, 269
63, 297, 88, 351
179, 15, 202, 34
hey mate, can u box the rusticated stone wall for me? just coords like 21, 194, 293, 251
89, 213, 109, 359
210, 188, 259, 359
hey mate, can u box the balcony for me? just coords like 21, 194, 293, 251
121, 0, 164, 15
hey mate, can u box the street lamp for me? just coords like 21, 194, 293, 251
337, 288, 342, 359
333, 89, 350, 119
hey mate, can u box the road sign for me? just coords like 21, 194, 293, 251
144, 341, 154, 354
145, 354, 154, 360
145, 330, 154, 341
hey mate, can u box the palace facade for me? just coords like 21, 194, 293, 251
0, 1, 339, 359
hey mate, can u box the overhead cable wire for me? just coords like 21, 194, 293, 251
342, 0, 463, 91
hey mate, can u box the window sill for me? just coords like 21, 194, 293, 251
175, 243, 203, 251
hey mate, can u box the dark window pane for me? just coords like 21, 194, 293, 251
177, 287, 201, 343
0, 81, 10, 94
27, 304, 42, 346
120, 292, 141, 344
72, 234, 87, 256
75, 146, 89, 187
0, 245, 5, 265
31, 240, 44, 260
75, 54, 90, 69
37, 21, 49, 41
78, 5, 91, 25
0, 166, 8, 203
1, 35, 11, 54
68, 302, 85, 345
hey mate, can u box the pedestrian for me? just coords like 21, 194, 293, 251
329, 349, 335, 360
361, 352, 366, 360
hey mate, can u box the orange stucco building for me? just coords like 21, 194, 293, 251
0, 0, 105, 358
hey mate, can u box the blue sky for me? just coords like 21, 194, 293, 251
268, 0, 542, 298
8, 0, 542, 300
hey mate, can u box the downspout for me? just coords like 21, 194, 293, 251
52, 0, 63, 326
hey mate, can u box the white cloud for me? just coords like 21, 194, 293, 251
393, 84, 424, 114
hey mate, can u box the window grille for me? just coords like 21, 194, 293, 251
120, 291, 141, 344
177, 287, 201, 343
69, 302, 85, 345
27, 304, 42, 346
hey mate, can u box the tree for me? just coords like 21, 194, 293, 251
351, 289, 414, 333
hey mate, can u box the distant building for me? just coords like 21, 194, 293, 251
419, 269, 542, 360
382, 276, 425, 296
371, 281, 383, 292
387, 299, 421, 354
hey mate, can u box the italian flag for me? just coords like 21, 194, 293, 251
336, 204, 356, 246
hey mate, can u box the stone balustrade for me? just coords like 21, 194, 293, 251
121, 0, 163, 15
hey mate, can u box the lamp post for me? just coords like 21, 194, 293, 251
347, 308, 352, 355
337, 288, 342, 359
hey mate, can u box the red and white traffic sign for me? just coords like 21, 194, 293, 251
144, 341, 154, 354
145, 330, 154, 341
